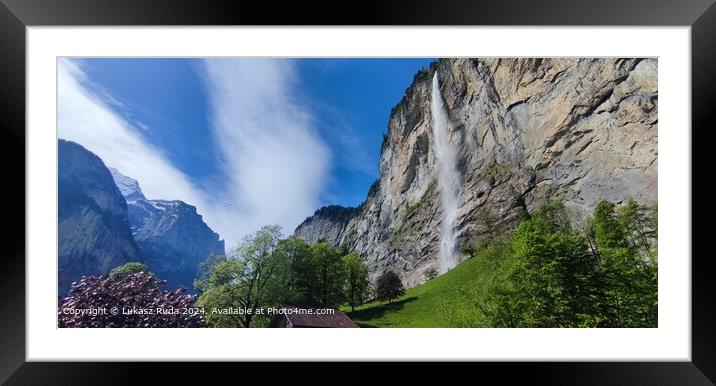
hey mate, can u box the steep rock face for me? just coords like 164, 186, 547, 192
109, 168, 225, 292
58, 140, 140, 294
295, 58, 658, 287
294, 205, 361, 245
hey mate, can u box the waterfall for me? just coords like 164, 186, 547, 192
430, 73, 460, 273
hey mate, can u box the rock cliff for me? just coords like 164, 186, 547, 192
295, 58, 658, 287
58, 140, 140, 294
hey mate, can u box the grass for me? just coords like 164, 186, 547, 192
343, 244, 509, 327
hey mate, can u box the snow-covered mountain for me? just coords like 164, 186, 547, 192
109, 168, 225, 292
108, 167, 146, 202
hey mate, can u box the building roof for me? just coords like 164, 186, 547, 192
272, 306, 359, 328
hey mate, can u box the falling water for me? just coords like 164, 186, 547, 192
431, 73, 460, 273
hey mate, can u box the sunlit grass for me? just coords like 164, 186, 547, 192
342, 246, 506, 327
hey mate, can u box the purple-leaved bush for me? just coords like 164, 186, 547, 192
58, 272, 204, 328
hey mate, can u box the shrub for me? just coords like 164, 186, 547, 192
346, 228, 359, 239
405, 201, 422, 218
423, 267, 438, 281
58, 272, 203, 328
109, 262, 152, 281
459, 242, 477, 257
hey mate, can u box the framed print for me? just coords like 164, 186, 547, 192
2, 0, 715, 383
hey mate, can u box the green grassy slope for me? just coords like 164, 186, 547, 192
344, 249, 505, 327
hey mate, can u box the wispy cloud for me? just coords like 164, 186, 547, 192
202, 59, 330, 242
58, 59, 207, 207
58, 58, 330, 248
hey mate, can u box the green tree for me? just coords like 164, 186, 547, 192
592, 200, 657, 327
312, 242, 346, 307
196, 225, 287, 328
109, 262, 152, 281
342, 252, 370, 312
594, 201, 628, 250
194, 254, 228, 292
376, 270, 405, 303
618, 199, 658, 259
471, 199, 657, 328
484, 201, 602, 327
274, 236, 317, 306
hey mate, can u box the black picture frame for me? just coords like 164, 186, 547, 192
1, 0, 714, 383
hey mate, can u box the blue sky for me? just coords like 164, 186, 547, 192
58, 57, 434, 246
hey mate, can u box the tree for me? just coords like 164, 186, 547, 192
592, 200, 657, 327
482, 201, 603, 327
272, 238, 348, 308
274, 236, 317, 306
342, 253, 370, 312
194, 254, 228, 292
312, 242, 346, 307
109, 262, 153, 281
58, 271, 203, 328
593, 201, 628, 250
466, 199, 657, 328
376, 270, 405, 303
195, 225, 287, 328
618, 199, 658, 259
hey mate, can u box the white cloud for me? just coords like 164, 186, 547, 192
58, 59, 207, 207
202, 59, 330, 242
58, 58, 330, 248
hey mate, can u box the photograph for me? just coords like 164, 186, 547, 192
57, 57, 658, 328
3, 0, 712, 380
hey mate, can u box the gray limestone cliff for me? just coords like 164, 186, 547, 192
295, 58, 658, 287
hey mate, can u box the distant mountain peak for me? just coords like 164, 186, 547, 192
108, 167, 225, 292
108, 167, 146, 202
